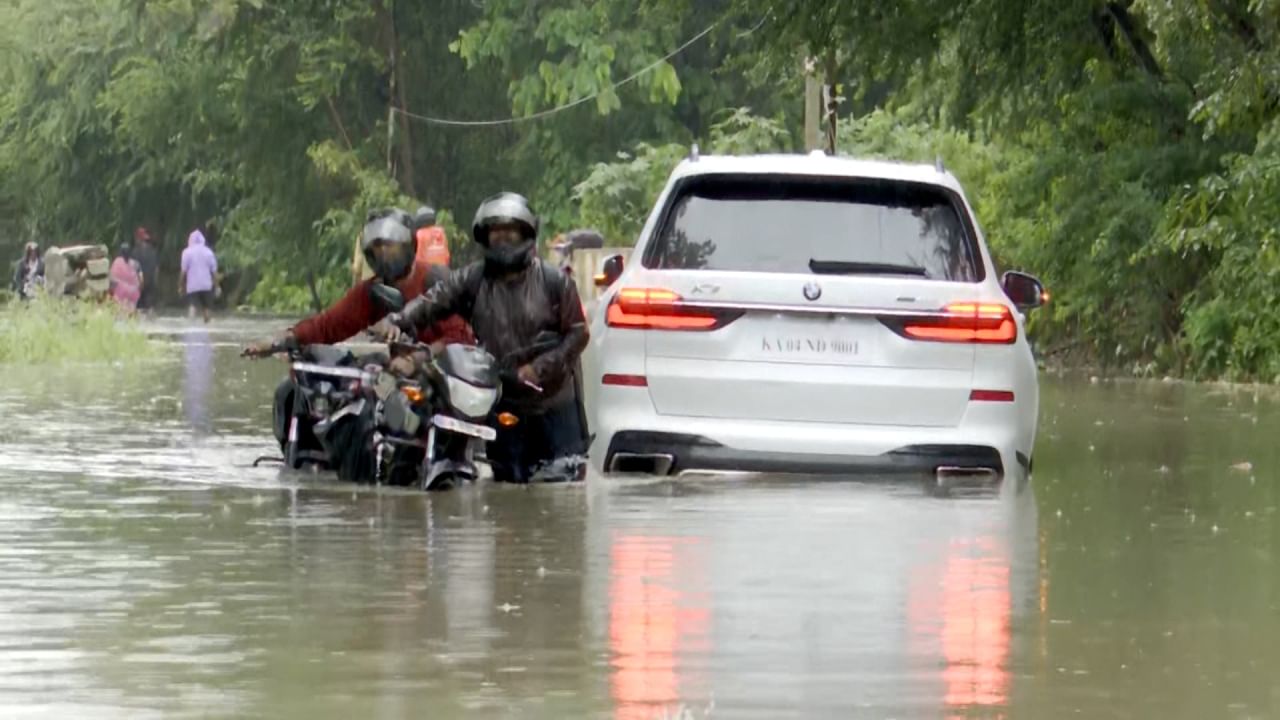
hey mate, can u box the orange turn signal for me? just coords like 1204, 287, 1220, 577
497, 412, 519, 427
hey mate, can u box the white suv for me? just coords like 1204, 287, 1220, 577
582, 151, 1046, 483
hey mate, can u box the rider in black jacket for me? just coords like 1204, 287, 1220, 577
380, 192, 590, 483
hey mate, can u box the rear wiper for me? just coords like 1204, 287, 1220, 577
808, 259, 929, 277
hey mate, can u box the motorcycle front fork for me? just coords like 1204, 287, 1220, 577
418, 430, 482, 490
424, 425, 437, 472
370, 427, 479, 490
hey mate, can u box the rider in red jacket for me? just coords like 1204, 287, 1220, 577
289, 261, 472, 350
243, 208, 472, 356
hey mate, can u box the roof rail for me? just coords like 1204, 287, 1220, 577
935, 155, 946, 173
689, 143, 700, 161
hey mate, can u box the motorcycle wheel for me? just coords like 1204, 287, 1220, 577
386, 461, 420, 487
425, 473, 458, 492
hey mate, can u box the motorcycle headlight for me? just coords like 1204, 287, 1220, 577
445, 376, 498, 419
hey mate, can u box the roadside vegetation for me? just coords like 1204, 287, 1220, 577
0, 298, 159, 364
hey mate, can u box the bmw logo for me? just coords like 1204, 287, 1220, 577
802, 282, 822, 302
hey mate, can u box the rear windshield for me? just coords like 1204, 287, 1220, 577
643, 174, 982, 281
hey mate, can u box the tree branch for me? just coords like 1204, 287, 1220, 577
1092, 9, 1119, 63
1105, 1, 1163, 79
324, 96, 353, 151
388, 0, 416, 197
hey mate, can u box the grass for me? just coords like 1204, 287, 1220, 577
0, 296, 160, 364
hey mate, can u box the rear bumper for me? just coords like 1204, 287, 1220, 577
589, 383, 1034, 478
604, 430, 1011, 477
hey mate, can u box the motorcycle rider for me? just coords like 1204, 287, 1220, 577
378, 192, 589, 483
242, 208, 473, 456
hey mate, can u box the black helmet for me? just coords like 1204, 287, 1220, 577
361, 208, 417, 283
413, 205, 436, 229
472, 192, 538, 273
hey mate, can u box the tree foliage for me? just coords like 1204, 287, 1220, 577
4, 0, 1280, 377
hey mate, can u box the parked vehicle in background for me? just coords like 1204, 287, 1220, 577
42, 244, 111, 300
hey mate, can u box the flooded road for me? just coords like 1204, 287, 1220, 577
1, 317, 1278, 719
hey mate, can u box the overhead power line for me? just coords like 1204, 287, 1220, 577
392, 19, 723, 128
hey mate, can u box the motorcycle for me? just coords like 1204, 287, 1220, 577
363, 339, 498, 489
257, 283, 580, 488
365, 284, 567, 489
269, 343, 380, 471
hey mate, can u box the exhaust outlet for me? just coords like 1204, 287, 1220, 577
608, 453, 675, 476
934, 465, 1001, 496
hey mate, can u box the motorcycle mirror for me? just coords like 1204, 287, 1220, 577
369, 283, 405, 312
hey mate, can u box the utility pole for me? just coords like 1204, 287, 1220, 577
385, 46, 397, 176
823, 51, 839, 155
803, 56, 821, 152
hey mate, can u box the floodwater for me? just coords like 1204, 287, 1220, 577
1, 317, 1279, 719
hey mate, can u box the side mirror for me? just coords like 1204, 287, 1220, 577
1002, 271, 1048, 310
369, 282, 405, 312
595, 253, 624, 288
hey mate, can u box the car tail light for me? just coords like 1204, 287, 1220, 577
893, 302, 1017, 344
606, 288, 737, 331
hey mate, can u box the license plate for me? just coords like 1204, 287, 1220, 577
757, 335, 862, 361
752, 317, 870, 363
432, 414, 497, 441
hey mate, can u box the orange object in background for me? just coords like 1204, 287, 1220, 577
416, 225, 451, 268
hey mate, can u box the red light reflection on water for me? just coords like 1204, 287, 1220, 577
910, 536, 1012, 714
608, 534, 709, 720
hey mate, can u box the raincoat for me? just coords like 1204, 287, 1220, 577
180, 230, 217, 295
415, 225, 450, 268
110, 256, 141, 309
